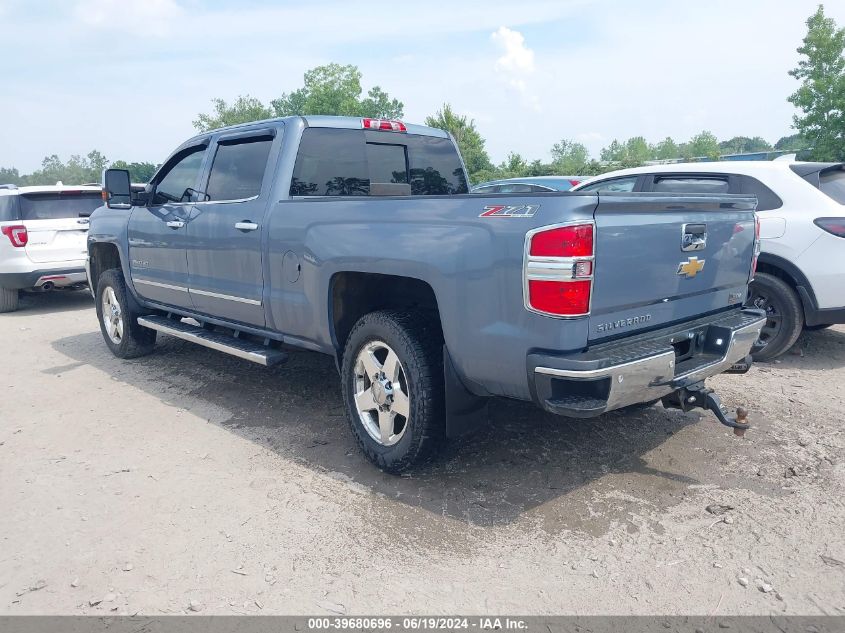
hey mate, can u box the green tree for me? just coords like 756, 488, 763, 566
111, 160, 158, 183
788, 5, 845, 161
0, 167, 24, 186
600, 139, 626, 162
684, 131, 721, 159
550, 139, 590, 174
774, 133, 809, 151
496, 152, 530, 179
25, 150, 109, 185
272, 63, 403, 119
193, 95, 273, 132
654, 137, 679, 160
718, 136, 773, 154
600, 137, 649, 166
425, 103, 494, 181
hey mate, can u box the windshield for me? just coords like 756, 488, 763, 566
19, 192, 102, 220
819, 169, 845, 205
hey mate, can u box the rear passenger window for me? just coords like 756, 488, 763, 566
738, 175, 783, 211
653, 177, 729, 193
498, 184, 536, 193
819, 169, 845, 205
206, 136, 273, 202
407, 135, 468, 195
0, 195, 18, 221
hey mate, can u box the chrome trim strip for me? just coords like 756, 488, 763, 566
190, 287, 262, 305
134, 278, 189, 293
534, 314, 765, 411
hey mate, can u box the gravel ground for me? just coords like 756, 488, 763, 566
1, 291, 843, 616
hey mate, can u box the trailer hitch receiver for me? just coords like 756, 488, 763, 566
662, 382, 750, 437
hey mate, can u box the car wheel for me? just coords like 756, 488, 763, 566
96, 269, 156, 358
745, 272, 803, 361
804, 323, 833, 331
0, 287, 19, 313
341, 309, 445, 473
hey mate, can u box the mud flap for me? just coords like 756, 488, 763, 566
444, 346, 489, 438
662, 382, 751, 437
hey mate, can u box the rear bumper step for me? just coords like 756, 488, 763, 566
532, 308, 766, 417
137, 315, 288, 367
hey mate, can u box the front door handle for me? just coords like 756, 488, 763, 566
166, 220, 185, 229
235, 221, 259, 232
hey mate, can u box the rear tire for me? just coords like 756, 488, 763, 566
96, 269, 156, 358
0, 287, 19, 313
341, 310, 445, 473
746, 272, 803, 361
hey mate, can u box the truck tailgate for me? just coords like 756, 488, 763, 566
589, 193, 757, 341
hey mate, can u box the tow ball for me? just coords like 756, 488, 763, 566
662, 382, 750, 437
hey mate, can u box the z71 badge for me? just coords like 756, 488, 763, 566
479, 204, 540, 218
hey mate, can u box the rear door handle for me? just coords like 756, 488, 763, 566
166, 220, 185, 229
235, 221, 259, 232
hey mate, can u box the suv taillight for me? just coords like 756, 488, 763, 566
525, 222, 594, 317
814, 217, 845, 237
1, 225, 28, 247
750, 213, 761, 280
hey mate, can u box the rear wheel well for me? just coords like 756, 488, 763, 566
89, 242, 121, 286
330, 272, 441, 357
755, 261, 799, 291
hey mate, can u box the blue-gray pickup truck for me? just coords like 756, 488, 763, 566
87, 115, 766, 472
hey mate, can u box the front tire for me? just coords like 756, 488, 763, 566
341, 310, 445, 473
0, 287, 19, 313
746, 272, 803, 361
95, 269, 156, 358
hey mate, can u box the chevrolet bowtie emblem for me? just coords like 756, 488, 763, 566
677, 256, 706, 278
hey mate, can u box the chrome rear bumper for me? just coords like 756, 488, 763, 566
531, 309, 766, 417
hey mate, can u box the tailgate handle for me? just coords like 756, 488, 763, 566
682, 223, 707, 252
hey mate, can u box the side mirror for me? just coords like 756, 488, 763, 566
103, 169, 132, 209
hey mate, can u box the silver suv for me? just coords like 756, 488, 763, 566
0, 183, 102, 312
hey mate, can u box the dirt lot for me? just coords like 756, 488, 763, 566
1, 291, 843, 616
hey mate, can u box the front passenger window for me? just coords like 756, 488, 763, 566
578, 176, 638, 192
155, 147, 206, 203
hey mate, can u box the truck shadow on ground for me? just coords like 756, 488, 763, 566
53, 328, 799, 531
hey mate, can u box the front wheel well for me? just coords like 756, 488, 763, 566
89, 242, 122, 287
330, 272, 442, 357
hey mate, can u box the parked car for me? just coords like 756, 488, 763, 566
87, 115, 764, 472
573, 162, 845, 360
0, 183, 102, 312
472, 175, 585, 193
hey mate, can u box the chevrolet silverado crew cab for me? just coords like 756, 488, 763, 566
87, 115, 765, 472
0, 183, 101, 312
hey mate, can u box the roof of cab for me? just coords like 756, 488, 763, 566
186, 115, 449, 143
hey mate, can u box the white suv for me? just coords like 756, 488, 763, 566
573, 162, 845, 360
0, 183, 103, 312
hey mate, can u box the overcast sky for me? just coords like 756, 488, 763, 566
1, 0, 843, 173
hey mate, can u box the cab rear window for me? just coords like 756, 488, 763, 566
290, 128, 468, 197
19, 193, 103, 220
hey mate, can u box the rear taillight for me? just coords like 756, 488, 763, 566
568, 179, 581, 188
525, 222, 595, 317
362, 118, 407, 132
814, 217, 845, 237
1, 225, 28, 247
750, 213, 761, 280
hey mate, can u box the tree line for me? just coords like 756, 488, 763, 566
2, 5, 841, 187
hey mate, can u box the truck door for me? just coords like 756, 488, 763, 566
185, 129, 277, 327
128, 144, 208, 309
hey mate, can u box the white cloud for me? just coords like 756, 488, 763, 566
74, 0, 184, 37
491, 26, 540, 111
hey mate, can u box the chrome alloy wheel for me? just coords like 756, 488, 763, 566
101, 286, 124, 345
353, 340, 410, 446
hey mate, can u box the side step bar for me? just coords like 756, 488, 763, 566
137, 315, 288, 367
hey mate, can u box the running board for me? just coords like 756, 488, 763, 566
137, 315, 288, 367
